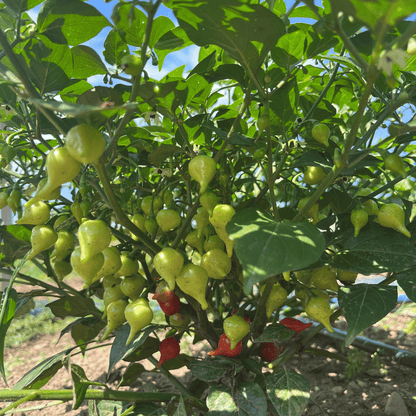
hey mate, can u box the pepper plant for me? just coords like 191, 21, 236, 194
0, 0, 416, 414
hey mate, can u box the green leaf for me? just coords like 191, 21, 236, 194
206, 385, 238, 415
269, 78, 298, 133
71, 318, 106, 352
254, 324, 296, 343
338, 284, 397, 346
70, 364, 105, 410
188, 359, 229, 382
333, 222, 416, 274
149, 16, 175, 49
0, 288, 17, 385
154, 27, 193, 71
122, 336, 160, 362
148, 144, 183, 167
173, 395, 187, 416
13, 347, 76, 390
271, 31, 306, 69
37, 0, 110, 45
306, 24, 339, 58
236, 382, 267, 416
71, 45, 107, 79
118, 362, 147, 387
266, 370, 310, 416
103, 28, 129, 66
22, 36, 72, 94
57, 316, 103, 344
47, 296, 100, 318
227, 209, 326, 294
172, 0, 286, 74
114, 3, 147, 47
337, 0, 416, 30
201, 124, 254, 146
4, 225, 31, 243
2, 0, 43, 13
396, 267, 416, 302
108, 324, 157, 374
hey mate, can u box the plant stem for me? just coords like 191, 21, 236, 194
93, 162, 160, 255
252, 276, 277, 339
214, 81, 253, 163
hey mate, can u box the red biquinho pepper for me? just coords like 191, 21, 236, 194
158, 337, 180, 367
208, 333, 242, 358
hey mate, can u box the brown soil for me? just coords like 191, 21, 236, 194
1, 277, 416, 415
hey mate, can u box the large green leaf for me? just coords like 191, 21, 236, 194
154, 27, 193, 71
2, 0, 43, 13
171, 0, 285, 74
148, 16, 175, 49
338, 284, 397, 346
254, 324, 296, 343
0, 288, 17, 385
103, 28, 129, 66
71, 45, 107, 79
335, 0, 416, 30
108, 324, 157, 374
47, 296, 100, 318
206, 385, 238, 415
113, 3, 147, 47
188, 358, 230, 382
37, 0, 110, 46
236, 382, 268, 416
396, 267, 416, 302
22, 36, 72, 94
266, 370, 310, 416
271, 31, 306, 69
13, 347, 76, 390
227, 209, 326, 294
333, 222, 416, 274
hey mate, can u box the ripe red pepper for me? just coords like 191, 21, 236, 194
158, 337, 180, 367
208, 333, 242, 358
157, 294, 180, 316
260, 342, 283, 362
280, 317, 312, 335
152, 280, 175, 302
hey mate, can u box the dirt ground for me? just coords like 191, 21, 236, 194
1, 277, 416, 415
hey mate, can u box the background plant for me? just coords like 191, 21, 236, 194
0, 0, 415, 414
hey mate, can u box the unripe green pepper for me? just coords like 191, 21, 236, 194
153, 248, 184, 290
351, 208, 368, 237
305, 297, 334, 332
176, 264, 209, 310
32, 148, 81, 204
156, 209, 181, 232
201, 248, 232, 279
93, 246, 122, 283
186, 230, 204, 256
310, 266, 339, 292
261, 283, 288, 318
194, 207, 209, 239
53, 260, 72, 282
102, 285, 125, 319
71, 247, 104, 288
78, 219, 112, 263
71, 201, 83, 225
223, 315, 250, 350
203, 234, 225, 252
114, 252, 139, 277
311, 124, 330, 147
377, 203, 411, 238
188, 155, 217, 194
303, 166, 326, 186
65, 124, 106, 164
0, 191, 8, 209
200, 191, 218, 217
27, 225, 58, 260
101, 299, 128, 341
384, 153, 406, 177
16, 201, 50, 225
209, 204, 235, 258
120, 54, 143, 76
120, 274, 146, 301
125, 298, 153, 345
51, 230, 75, 260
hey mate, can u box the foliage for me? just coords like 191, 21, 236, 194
0, 0, 416, 414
